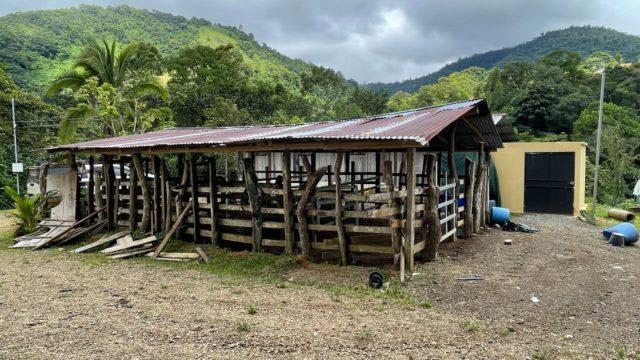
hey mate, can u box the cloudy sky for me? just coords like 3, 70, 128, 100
1, 1, 640, 83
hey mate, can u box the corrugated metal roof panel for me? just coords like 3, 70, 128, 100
49, 99, 501, 153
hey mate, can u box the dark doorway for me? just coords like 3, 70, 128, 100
524, 152, 575, 214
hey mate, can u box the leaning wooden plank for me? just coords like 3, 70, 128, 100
73, 230, 130, 253
152, 199, 193, 259
194, 247, 209, 263
101, 235, 157, 254
145, 252, 200, 259
56, 220, 108, 246
109, 248, 152, 259
32, 207, 106, 250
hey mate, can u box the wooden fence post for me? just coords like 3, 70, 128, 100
403, 148, 416, 273
208, 157, 220, 246
132, 154, 150, 233
473, 143, 485, 233
463, 157, 475, 238
152, 156, 161, 232
243, 157, 263, 252
448, 124, 458, 241
103, 155, 115, 230
282, 150, 294, 254
383, 160, 402, 266
296, 166, 327, 258
128, 160, 138, 231
188, 153, 200, 243
334, 152, 348, 266
423, 153, 441, 261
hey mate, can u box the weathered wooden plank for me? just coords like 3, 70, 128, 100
152, 199, 193, 259
101, 235, 157, 254
473, 142, 485, 233
216, 204, 284, 214
73, 230, 129, 253
146, 252, 200, 259
448, 123, 458, 243
194, 247, 209, 263
109, 248, 153, 259
383, 160, 402, 267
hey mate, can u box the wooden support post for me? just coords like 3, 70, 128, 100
38, 162, 50, 215
175, 156, 189, 235
484, 152, 491, 227
86, 158, 94, 216
282, 150, 294, 254
128, 160, 139, 231
208, 157, 220, 246
403, 148, 416, 273
334, 152, 348, 266
448, 125, 458, 241
375, 152, 381, 189
103, 155, 115, 230
243, 157, 263, 252
473, 143, 485, 234
163, 160, 172, 233
95, 171, 105, 222
132, 154, 150, 233
423, 153, 441, 261
160, 158, 167, 233
383, 161, 402, 266
188, 153, 200, 243
463, 157, 475, 238
152, 156, 161, 232
296, 166, 327, 258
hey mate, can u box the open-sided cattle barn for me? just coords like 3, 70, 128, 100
44, 99, 503, 276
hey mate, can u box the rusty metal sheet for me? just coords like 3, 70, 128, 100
49, 99, 501, 153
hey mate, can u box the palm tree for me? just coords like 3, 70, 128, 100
48, 39, 169, 141
48, 39, 167, 97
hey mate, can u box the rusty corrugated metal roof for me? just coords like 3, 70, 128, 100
49, 99, 501, 153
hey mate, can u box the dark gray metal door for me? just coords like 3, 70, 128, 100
524, 152, 575, 214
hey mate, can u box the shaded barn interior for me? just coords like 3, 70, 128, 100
44, 99, 503, 274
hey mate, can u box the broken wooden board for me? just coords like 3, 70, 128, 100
194, 247, 209, 263
145, 252, 200, 260
11, 220, 77, 248
73, 230, 130, 253
108, 248, 152, 259
100, 235, 157, 255
56, 220, 107, 246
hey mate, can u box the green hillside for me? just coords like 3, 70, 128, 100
369, 26, 640, 93
0, 5, 313, 91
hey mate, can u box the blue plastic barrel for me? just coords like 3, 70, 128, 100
491, 206, 510, 224
602, 222, 639, 244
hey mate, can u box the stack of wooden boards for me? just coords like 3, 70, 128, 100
12, 208, 107, 249
72, 230, 208, 263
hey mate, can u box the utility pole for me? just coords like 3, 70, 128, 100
11, 98, 20, 194
591, 68, 605, 216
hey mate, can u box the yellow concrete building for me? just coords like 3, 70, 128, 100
492, 142, 587, 216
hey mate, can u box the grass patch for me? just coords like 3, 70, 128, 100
246, 304, 258, 315
532, 348, 551, 360
235, 320, 251, 333
463, 320, 481, 333
356, 329, 374, 342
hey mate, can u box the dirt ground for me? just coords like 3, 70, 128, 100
0, 212, 639, 359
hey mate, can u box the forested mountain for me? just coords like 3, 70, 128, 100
0, 5, 313, 90
368, 26, 640, 93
